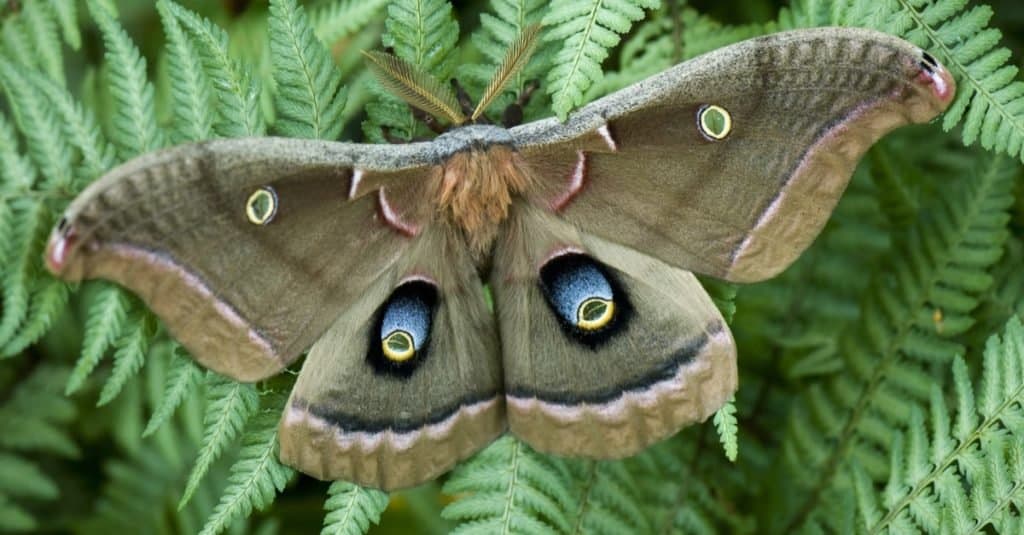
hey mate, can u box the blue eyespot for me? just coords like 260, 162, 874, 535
381, 293, 430, 361
368, 280, 438, 377
539, 253, 629, 347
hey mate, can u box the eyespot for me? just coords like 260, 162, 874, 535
697, 104, 732, 140
56, 216, 68, 233
245, 186, 278, 225
368, 279, 438, 377
539, 253, 630, 347
577, 298, 615, 331
382, 330, 416, 361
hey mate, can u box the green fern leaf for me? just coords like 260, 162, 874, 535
542, 0, 659, 119
0, 199, 45, 350
96, 312, 154, 406
443, 436, 575, 534
568, 460, 649, 534
0, 56, 73, 190
0, 365, 77, 457
143, 345, 202, 437
771, 153, 1017, 532
161, 0, 265, 137
87, 0, 165, 157
0, 495, 35, 532
321, 481, 389, 535
311, 0, 389, 47
66, 283, 130, 394
180, 374, 260, 508
364, 0, 460, 141
48, 0, 81, 50
0, 113, 36, 193
24, 68, 117, 182
713, 397, 739, 462
156, 0, 214, 144
269, 0, 348, 140
21, 0, 65, 86
0, 453, 58, 500
198, 407, 295, 535
854, 317, 1024, 534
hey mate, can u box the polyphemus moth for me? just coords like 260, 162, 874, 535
44, 27, 954, 490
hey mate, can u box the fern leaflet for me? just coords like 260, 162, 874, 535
269, 0, 348, 140
198, 404, 295, 535
181, 374, 260, 508
541, 0, 659, 119
321, 481, 390, 535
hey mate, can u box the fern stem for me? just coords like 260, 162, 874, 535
569, 461, 599, 535
500, 439, 524, 533
868, 368, 1024, 533
783, 156, 1011, 532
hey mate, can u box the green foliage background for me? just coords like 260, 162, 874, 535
0, 0, 1023, 533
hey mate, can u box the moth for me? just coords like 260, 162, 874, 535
44, 27, 954, 490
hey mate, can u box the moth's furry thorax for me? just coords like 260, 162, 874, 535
431, 144, 532, 256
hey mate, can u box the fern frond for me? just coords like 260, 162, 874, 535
48, 0, 80, 50
181, 374, 260, 508
269, 0, 348, 140
0, 365, 77, 457
143, 345, 202, 437
713, 397, 739, 462
87, 0, 165, 157
156, 0, 214, 144
21, 0, 64, 86
0, 201, 60, 356
0, 56, 73, 190
567, 460, 649, 534
541, 0, 658, 119
854, 317, 1024, 534
363, 0, 460, 141
66, 283, 130, 394
835, 0, 1024, 163
0, 113, 36, 194
198, 404, 295, 535
442, 436, 574, 533
321, 481, 389, 535
771, 153, 1017, 532
96, 312, 154, 406
311, 0, 389, 46
24, 68, 117, 182
161, 0, 265, 137
0, 495, 35, 532
0, 453, 58, 500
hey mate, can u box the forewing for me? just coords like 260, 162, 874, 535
512, 27, 955, 282
45, 137, 439, 381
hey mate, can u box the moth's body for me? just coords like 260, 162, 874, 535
45, 28, 955, 490
423, 125, 532, 259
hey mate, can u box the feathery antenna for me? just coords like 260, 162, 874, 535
472, 24, 541, 121
362, 50, 467, 126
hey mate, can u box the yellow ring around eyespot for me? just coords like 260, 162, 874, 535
382, 330, 416, 362
245, 187, 278, 225
577, 298, 615, 331
698, 104, 732, 140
